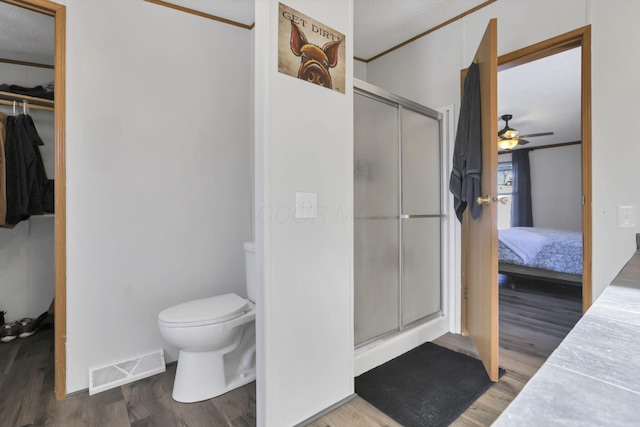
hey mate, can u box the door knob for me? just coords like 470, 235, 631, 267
476, 195, 491, 206
476, 195, 508, 206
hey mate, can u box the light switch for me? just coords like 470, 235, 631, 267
618, 205, 636, 228
295, 192, 317, 219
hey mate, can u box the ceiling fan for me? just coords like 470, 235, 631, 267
498, 114, 554, 150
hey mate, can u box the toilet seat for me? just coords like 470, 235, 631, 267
159, 293, 249, 328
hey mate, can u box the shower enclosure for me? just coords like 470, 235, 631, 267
354, 79, 443, 347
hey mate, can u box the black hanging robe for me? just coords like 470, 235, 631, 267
449, 62, 482, 223
3, 114, 49, 226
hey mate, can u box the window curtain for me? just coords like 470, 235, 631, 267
511, 149, 533, 227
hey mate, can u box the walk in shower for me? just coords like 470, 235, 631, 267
354, 80, 443, 347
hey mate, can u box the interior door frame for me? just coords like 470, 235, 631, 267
461, 25, 593, 332
2, 0, 67, 399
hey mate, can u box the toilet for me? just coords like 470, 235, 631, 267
158, 242, 257, 403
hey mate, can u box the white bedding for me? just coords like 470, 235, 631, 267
498, 228, 550, 264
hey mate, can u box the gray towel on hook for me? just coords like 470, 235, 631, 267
449, 62, 482, 222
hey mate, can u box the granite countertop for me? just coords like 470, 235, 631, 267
493, 250, 640, 426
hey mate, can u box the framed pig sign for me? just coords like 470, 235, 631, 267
278, 3, 346, 94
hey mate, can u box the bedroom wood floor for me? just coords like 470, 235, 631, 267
0, 283, 581, 427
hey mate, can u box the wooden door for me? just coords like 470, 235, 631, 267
464, 18, 499, 381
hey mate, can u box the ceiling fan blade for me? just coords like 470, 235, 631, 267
518, 132, 554, 138
518, 139, 531, 145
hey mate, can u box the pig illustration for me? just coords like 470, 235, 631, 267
289, 21, 341, 89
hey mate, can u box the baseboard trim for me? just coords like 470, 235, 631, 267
293, 393, 357, 427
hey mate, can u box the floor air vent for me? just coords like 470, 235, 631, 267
89, 350, 165, 395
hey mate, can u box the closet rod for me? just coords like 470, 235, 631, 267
0, 98, 54, 112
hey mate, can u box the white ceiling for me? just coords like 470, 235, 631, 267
157, 0, 489, 60
354, 0, 488, 59
0, 0, 581, 148
498, 47, 581, 150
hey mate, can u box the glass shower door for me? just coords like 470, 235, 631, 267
354, 83, 443, 348
401, 108, 442, 326
354, 93, 399, 346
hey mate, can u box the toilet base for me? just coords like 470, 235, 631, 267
171, 324, 256, 403
172, 350, 256, 403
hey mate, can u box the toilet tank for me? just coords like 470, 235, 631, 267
243, 242, 257, 303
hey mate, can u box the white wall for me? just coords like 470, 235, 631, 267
530, 145, 582, 231
354, 59, 367, 80
590, 0, 640, 297
0, 62, 55, 322
498, 146, 583, 231
367, 0, 639, 302
255, 0, 353, 425
63, 0, 252, 392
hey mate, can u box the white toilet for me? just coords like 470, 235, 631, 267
158, 242, 257, 403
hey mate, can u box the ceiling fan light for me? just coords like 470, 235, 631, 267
498, 114, 519, 140
502, 129, 519, 139
499, 138, 519, 150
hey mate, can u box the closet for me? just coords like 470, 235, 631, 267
0, 2, 55, 335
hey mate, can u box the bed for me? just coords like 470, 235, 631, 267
498, 227, 583, 286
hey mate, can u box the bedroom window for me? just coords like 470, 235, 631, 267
498, 162, 513, 229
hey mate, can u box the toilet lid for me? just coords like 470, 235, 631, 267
158, 293, 249, 327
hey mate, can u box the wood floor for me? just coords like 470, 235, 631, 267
314, 282, 582, 426
0, 324, 256, 427
0, 283, 581, 427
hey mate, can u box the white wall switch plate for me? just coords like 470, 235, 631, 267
295, 192, 317, 219
618, 205, 637, 228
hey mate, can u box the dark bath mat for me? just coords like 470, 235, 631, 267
355, 342, 505, 427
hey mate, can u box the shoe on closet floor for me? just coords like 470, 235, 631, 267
17, 312, 48, 338
0, 322, 20, 343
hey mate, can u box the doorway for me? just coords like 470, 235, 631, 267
497, 46, 584, 318
497, 27, 592, 313
0, 0, 66, 398
433, 26, 592, 422
461, 26, 592, 334
455, 22, 592, 385
353, 79, 443, 347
